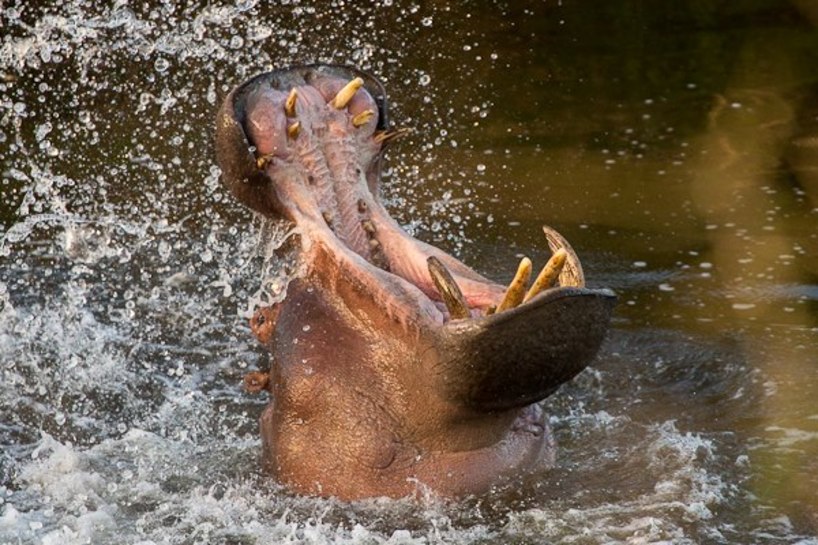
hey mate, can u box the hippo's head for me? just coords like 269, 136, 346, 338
215, 64, 615, 500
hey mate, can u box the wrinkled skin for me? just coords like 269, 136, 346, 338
215, 64, 616, 500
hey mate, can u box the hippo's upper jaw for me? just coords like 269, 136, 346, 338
215, 64, 616, 500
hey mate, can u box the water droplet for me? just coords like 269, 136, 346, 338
154, 58, 170, 73
732, 303, 756, 311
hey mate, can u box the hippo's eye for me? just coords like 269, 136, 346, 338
256, 314, 266, 326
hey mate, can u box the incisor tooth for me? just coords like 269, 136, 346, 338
427, 256, 471, 320
352, 109, 375, 127
256, 154, 273, 169
496, 257, 533, 313
287, 121, 301, 139
523, 249, 568, 303
285, 88, 298, 117
331, 77, 363, 109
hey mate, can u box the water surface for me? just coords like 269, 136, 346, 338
1, 1, 817, 543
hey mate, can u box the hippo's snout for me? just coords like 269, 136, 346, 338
215, 64, 616, 500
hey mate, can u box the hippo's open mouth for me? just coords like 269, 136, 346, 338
215, 65, 615, 500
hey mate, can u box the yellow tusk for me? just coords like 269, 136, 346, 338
523, 249, 568, 303
331, 77, 364, 109
541, 225, 585, 287
284, 88, 298, 117
427, 256, 471, 320
287, 121, 301, 139
496, 257, 533, 313
352, 109, 375, 127
256, 154, 273, 169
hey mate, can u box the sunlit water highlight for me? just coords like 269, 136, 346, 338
2, 2, 817, 544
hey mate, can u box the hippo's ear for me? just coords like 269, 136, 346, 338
434, 288, 616, 411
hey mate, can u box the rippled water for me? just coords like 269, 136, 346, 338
2, 2, 817, 544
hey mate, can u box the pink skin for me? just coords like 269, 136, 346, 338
245, 88, 289, 159
215, 68, 614, 500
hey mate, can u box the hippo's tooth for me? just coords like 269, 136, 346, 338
542, 225, 586, 287
331, 77, 364, 109
523, 249, 568, 303
352, 109, 375, 127
287, 121, 301, 139
361, 219, 376, 233
496, 257, 533, 313
256, 154, 273, 169
373, 128, 411, 145
427, 256, 471, 320
285, 88, 298, 117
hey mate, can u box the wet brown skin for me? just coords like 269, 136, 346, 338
215, 64, 616, 500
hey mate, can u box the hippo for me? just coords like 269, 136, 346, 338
214, 64, 615, 500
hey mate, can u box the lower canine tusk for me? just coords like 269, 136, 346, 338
427, 256, 471, 320
496, 257, 532, 313
523, 249, 568, 303
542, 225, 585, 287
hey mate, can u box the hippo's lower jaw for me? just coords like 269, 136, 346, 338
215, 64, 616, 500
